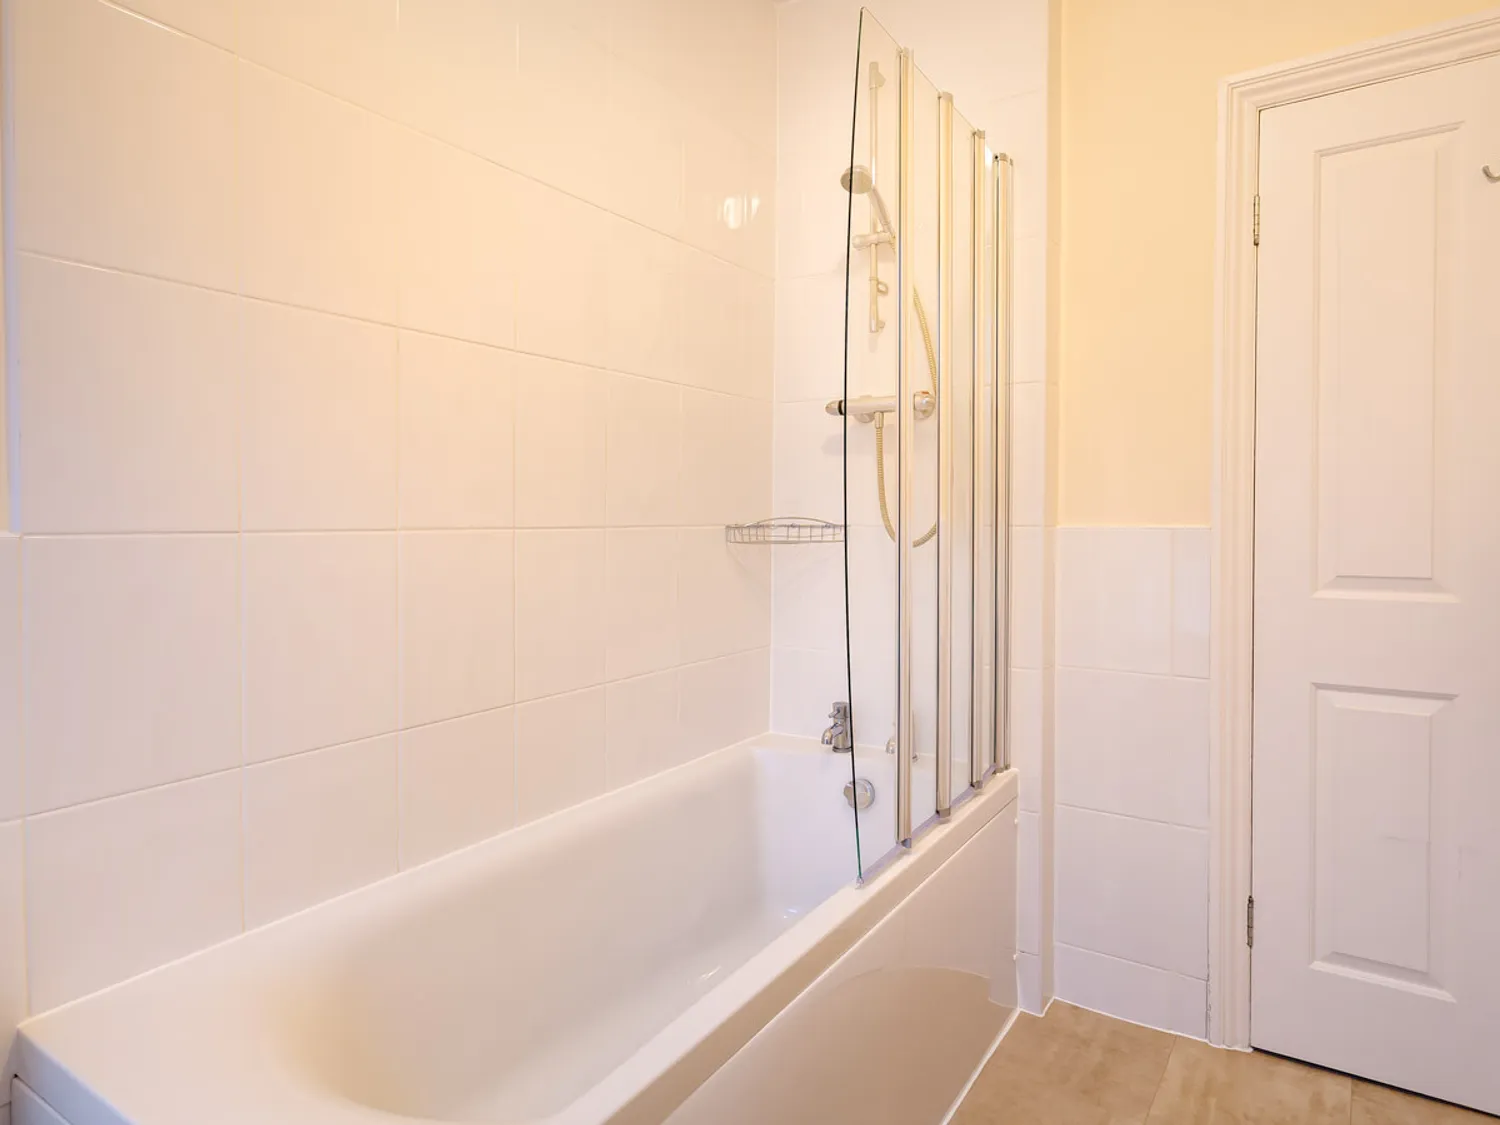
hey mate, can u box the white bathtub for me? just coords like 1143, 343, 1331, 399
14, 736, 1017, 1125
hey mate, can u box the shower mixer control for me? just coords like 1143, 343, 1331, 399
824, 390, 936, 423
822, 702, 854, 753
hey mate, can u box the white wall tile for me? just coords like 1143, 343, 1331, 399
773, 270, 845, 404
602, 57, 685, 237
771, 401, 843, 524
707, 1, 777, 158
238, 62, 399, 323
683, 113, 774, 277
680, 252, 739, 398
515, 687, 606, 824
15, 258, 239, 534
242, 534, 398, 763
0, 823, 26, 1096
772, 0, 852, 282
605, 671, 682, 789
1009, 526, 1044, 671
679, 531, 772, 664
240, 301, 398, 531
682, 253, 773, 401
514, 357, 608, 529
110, 0, 236, 49
605, 530, 680, 681
24, 773, 242, 1012
977, 89, 1047, 240
398, 709, 515, 868
1055, 944, 1208, 1040
235, 0, 399, 119
398, 131, 516, 349
606, 0, 677, 84
1017, 951, 1045, 1015
1057, 528, 1173, 675
1055, 805, 1208, 980
513, 179, 610, 369
769, 646, 844, 740
680, 649, 770, 758
844, 525, 898, 745
399, 531, 514, 728
771, 548, 843, 654
22, 536, 240, 814
514, 530, 607, 701
11, 0, 237, 289
605, 219, 683, 382
774, 151, 848, 286
680, 392, 772, 527
1009, 382, 1045, 528
1018, 810, 1041, 954
511, 9, 610, 203
1010, 667, 1043, 813
841, 417, 896, 532
0, 542, 20, 825
1172, 529, 1211, 679
398, 331, 514, 530
1011, 234, 1047, 386
606, 375, 681, 527
745, 272, 777, 403
1056, 669, 1209, 829
243, 736, 398, 926
397, 0, 518, 164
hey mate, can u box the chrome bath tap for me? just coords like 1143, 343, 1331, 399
822, 701, 854, 752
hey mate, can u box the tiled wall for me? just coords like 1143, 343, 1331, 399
770, 0, 1053, 1002
0, 0, 778, 1096
1051, 527, 1211, 1036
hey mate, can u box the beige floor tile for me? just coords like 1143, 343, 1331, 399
954, 1003, 1176, 1125
1144, 1039, 1352, 1125
1352, 1080, 1498, 1124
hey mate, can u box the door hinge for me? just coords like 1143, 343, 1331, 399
1246, 895, 1256, 948
1252, 194, 1261, 246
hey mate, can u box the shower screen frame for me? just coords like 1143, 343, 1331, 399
841, 10, 1014, 867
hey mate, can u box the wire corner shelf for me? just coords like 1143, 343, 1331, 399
725, 517, 845, 545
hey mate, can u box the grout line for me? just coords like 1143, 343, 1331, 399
1167, 528, 1177, 679
16, 525, 769, 539
96, 0, 181, 39
14, 251, 776, 410
393, 331, 405, 871
65, 2, 776, 282
1056, 801, 1208, 833
1054, 942, 1208, 989
509, 365, 521, 831
15, 637, 772, 826
1055, 662, 1205, 683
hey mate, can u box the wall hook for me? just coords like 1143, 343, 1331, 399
1485, 165, 1500, 183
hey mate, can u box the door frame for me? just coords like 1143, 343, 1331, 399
1208, 6, 1500, 1049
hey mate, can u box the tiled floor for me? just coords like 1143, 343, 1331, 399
953, 1002, 1496, 1125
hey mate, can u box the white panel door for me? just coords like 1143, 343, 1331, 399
1252, 52, 1500, 1113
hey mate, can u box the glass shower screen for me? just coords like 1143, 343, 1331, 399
840, 9, 1011, 875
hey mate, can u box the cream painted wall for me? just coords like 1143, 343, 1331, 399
1057, 0, 1498, 526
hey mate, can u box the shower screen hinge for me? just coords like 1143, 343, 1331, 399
1252, 194, 1261, 247
1246, 894, 1255, 949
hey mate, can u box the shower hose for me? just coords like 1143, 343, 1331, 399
872, 289, 939, 546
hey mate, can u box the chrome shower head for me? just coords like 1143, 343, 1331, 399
840, 164, 875, 194
840, 164, 894, 235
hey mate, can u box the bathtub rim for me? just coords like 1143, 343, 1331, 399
13, 736, 1017, 1125
578, 762, 1018, 1125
